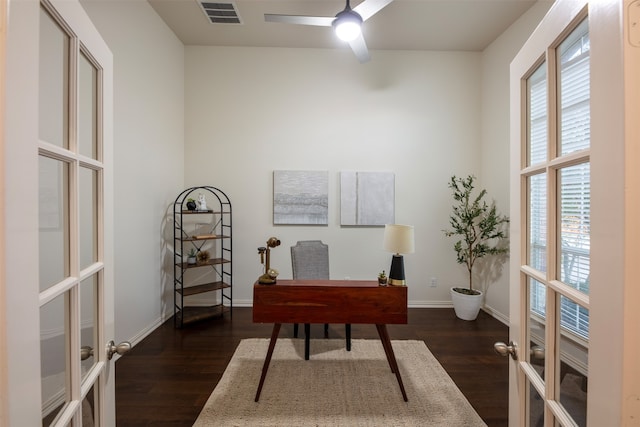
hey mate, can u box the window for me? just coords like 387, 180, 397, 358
528, 19, 590, 340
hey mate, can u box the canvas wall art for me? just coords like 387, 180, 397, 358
340, 171, 395, 226
273, 170, 329, 225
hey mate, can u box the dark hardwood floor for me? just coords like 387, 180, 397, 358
115, 307, 509, 426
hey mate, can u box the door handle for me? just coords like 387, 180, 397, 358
530, 345, 545, 360
107, 340, 132, 360
494, 341, 518, 360
80, 346, 94, 361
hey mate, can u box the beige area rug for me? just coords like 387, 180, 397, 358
193, 338, 486, 427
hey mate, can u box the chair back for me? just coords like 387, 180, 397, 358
290, 240, 329, 280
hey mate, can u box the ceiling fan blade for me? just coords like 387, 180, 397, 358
353, 0, 394, 21
264, 14, 334, 27
348, 33, 370, 63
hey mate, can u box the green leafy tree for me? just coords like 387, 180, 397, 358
443, 175, 510, 294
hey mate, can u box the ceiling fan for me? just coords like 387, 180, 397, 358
264, 0, 394, 63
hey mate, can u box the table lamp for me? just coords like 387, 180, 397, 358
383, 224, 415, 286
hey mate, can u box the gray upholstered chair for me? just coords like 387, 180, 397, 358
290, 240, 351, 360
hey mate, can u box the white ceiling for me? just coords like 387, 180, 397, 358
148, 0, 540, 53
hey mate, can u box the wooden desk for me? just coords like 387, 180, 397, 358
253, 279, 408, 402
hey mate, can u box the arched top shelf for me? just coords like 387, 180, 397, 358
174, 186, 232, 214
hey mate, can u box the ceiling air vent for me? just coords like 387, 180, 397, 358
198, 1, 242, 24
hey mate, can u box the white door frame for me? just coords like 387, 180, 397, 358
4, 0, 42, 424
590, 0, 640, 422
0, 0, 8, 423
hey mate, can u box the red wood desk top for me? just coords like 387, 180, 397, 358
253, 279, 408, 325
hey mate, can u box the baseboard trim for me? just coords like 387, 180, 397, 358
481, 305, 509, 326
122, 314, 167, 351
408, 300, 454, 308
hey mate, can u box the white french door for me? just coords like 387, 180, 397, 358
509, 0, 640, 425
3, 0, 116, 425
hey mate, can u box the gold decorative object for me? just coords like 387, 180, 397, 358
257, 237, 281, 284
197, 250, 211, 265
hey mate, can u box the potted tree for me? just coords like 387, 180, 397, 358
443, 175, 509, 320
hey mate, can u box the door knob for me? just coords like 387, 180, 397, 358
494, 341, 518, 360
530, 345, 545, 360
80, 346, 94, 361
106, 340, 132, 360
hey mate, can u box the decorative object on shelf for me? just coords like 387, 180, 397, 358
197, 250, 211, 265
197, 193, 207, 211
443, 175, 509, 320
257, 237, 281, 284
187, 248, 197, 265
378, 270, 387, 286
192, 233, 216, 240
383, 224, 415, 286
186, 198, 197, 211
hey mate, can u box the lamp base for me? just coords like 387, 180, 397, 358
388, 278, 406, 286
388, 254, 406, 286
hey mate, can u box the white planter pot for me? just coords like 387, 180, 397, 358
450, 287, 484, 321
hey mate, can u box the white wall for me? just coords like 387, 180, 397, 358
479, 1, 553, 321
185, 47, 482, 307
81, 0, 185, 344
80, 0, 552, 344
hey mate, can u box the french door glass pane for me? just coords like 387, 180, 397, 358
39, 156, 70, 291
81, 276, 97, 380
82, 386, 97, 427
79, 52, 98, 159
80, 167, 98, 270
558, 299, 588, 425
529, 277, 546, 382
41, 293, 68, 425
560, 293, 589, 340
528, 62, 547, 166
528, 379, 545, 427
529, 173, 547, 272
39, 7, 69, 149
559, 163, 590, 294
558, 18, 590, 156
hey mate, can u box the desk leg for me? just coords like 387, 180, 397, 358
255, 323, 281, 402
376, 324, 408, 402
304, 323, 311, 360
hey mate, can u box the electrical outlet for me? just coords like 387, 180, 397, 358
430, 277, 437, 287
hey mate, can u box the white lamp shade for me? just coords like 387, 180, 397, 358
383, 224, 415, 254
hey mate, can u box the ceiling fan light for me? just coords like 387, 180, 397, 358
333, 9, 363, 42
335, 20, 361, 41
